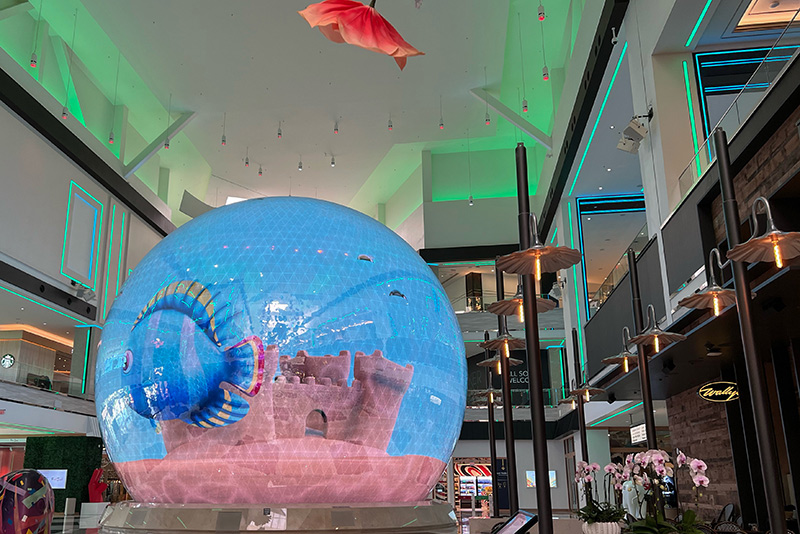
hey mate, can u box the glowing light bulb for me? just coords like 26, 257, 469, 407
518, 302, 524, 322
571, 398, 576, 410
468, 195, 474, 207
331, 156, 336, 167
522, 99, 529, 113
277, 127, 282, 139
712, 294, 720, 317
496, 361, 501, 375
163, 138, 170, 150
535, 255, 541, 281
30, 52, 37, 68
221, 134, 227, 146
258, 165, 263, 177
772, 235, 783, 268
108, 131, 114, 144
542, 66, 549, 81
538, 4, 545, 20
485, 112, 491, 126
623, 355, 629, 373
654, 335, 660, 353
439, 118, 444, 130
503, 339, 509, 359
61, 107, 68, 120
584, 389, 590, 402
244, 157, 249, 167
388, 119, 393, 131
333, 124, 339, 134
489, 391, 494, 404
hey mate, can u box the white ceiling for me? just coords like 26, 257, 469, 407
0, 283, 78, 347
80, 0, 511, 209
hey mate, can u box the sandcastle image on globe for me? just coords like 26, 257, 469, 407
95, 197, 466, 504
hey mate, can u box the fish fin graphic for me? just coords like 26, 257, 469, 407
132, 280, 223, 347
224, 335, 265, 396
187, 387, 250, 428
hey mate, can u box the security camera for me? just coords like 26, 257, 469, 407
617, 135, 640, 154
624, 118, 648, 142
611, 27, 619, 45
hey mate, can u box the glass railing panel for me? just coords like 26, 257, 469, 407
587, 222, 648, 316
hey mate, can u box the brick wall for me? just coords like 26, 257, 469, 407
666, 386, 739, 521
712, 103, 800, 244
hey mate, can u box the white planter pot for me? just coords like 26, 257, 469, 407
581, 521, 622, 534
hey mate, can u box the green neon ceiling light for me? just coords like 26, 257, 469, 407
684, 0, 713, 48
568, 41, 628, 197
590, 401, 644, 427
103, 204, 116, 320
0, 285, 88, 325
682, 61, 703, 178
116, 211, 126, 296
568, 202, 586, 377
81, 327, 92, 394
550, 227, 558, 244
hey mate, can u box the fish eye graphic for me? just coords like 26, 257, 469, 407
122, 350, 133, 374
357, 254, 374, 262
389, 289, 407, 300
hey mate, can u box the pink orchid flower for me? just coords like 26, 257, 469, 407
676, 450, 687, 467
690, 458, 707, 473
692, 474, 710, 487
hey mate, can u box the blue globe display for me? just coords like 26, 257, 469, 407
95, 197, 466, 504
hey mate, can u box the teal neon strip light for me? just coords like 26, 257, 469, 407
81, 328, 91, 394
60, 181, 104, 291
590, 401, 644, 427
550, 227, 557, 244
103, 205, 116, 320
568, 202, 586, 378
116, 212, 126, 296
568, 42, 628, 196
682, 61, 703, 178
684, 0, 713, 48
0, 285, 88, 325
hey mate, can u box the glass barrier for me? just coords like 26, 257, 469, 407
466, 387, 565, 409
669, 10, 800, 214
587, 222, 649, 317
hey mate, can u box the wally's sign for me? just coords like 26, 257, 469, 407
698, 381, 739, 402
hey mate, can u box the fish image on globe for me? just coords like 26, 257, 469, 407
96, 197, 466, 504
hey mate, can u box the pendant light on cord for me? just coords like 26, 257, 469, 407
30, 0, 45, 67
109, 51, 121, 144
388, 113, 393, 131
540, 7, 549, 81
163, 93, 171, 149
438, 95, 444, 130
466, 129, 473, 207
277, 121, 282, 139
517, 12, 528, 112
61, 9, 78, 119
483, 66, 491, 126
221, 113, 227, 146
244, 146, 249, 167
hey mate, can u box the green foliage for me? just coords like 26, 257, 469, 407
626, 510, 704, 534
577, 500, 627, 524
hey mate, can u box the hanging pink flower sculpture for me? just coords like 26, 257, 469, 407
298, 0, 424, 70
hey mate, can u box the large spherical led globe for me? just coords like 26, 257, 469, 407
96, 197, 466, 504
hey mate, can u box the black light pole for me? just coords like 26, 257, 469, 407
495, 261, 519, 515
485, 330, 500, 518
571, 328, 589, 464
514, 142, 553, 534
714, 127, 786, 534
627, 248, 657, 450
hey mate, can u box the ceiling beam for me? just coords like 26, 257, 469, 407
469, 87, 553, 150
123, 112, 196, 179
0, 0, 30, 22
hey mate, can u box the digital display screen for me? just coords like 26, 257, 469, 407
494, 510, 538, 534
38, 469, 67, 489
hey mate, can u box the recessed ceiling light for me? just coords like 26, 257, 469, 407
20, 307, 23, 311
587, 217, 592, 221
771, 1, 780, 8
609, 125, 615, 129
43, 322, 47, 326
606, 168, 612, 172
598, 186, 603, 190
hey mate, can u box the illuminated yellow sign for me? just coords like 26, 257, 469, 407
698, 381, 739, 403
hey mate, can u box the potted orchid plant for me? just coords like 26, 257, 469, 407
603, 449, 710, 534
575, 461, 627, 534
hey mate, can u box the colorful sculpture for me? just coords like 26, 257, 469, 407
0, 470, 54, 534
96, 197, 466, 504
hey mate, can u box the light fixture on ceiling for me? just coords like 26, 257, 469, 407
466, 128, 474, 206
388, 115, 393, 131
277, 121, 282, 139
163, 92, 172, 150
542, 65, 549, 81
258, 165, 263, 177
727, 196, 800, 268
678, 248, 740, 316
517, 12, 529, 112
109, 51, 121, 146
629, 304, 686, 353
538, 2, 545, 21
330, 155, 336, 167
705, 342, 722, 357
617, 134, 640, 154
469, 195, 474, 206
606, 168, 612, 172
598, 186, 603, 190
298, 159, 303, 171
624, 117, 648, 142
221, 112, 227, 146
497, 213, 582, 281
609, 125, 615, 129
539, 9, 549, 81
439, 95, 445, 129
244, 147, 249, 167
334, 120, 339, 134
483, 66, 491, 126
30, 0, 45, 67
61, 9, 78, 120
487, 278, 557, 321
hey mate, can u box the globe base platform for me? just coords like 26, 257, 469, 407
100, 501, 457, 534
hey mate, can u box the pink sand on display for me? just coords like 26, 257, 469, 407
114, 345, 446, 503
